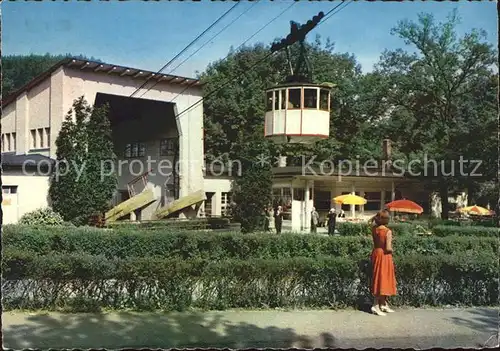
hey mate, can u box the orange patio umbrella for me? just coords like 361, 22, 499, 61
385, 199, 423, 214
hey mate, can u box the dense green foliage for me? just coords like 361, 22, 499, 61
18, 208, 65, 226
3, 251, 497, 311
231, 135, 273, 233
48, 97, 117, 226
3, 225, 497, 260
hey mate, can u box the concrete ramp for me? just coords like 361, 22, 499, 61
105, 189, 156, 223
154, 189, 206, 219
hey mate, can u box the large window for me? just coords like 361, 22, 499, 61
125, 142, 146, 158
287, 88, 301, 109
304, 88, 318, 109
266, 91, 273, 111
160, 138, 177, 156
320, 90, 329, 110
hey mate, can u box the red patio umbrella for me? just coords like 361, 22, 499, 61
385, 199, 423, 214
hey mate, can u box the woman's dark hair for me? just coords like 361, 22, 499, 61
374, 210, 390, 226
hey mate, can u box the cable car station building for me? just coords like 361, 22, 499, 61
1, 16, 465, 226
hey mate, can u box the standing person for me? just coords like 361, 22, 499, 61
327, 208, 337, 235
274, 205, 284, 234
264, 207, 271, 232
311, 207, 319, 233
370, 210, 397, 316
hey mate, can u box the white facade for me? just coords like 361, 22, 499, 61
1, 58, 204, 222
2, 170, 51, 224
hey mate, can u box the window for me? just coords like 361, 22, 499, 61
12, 133, 16, 151
274, 89, 285, 110
320, 89, 329, 110
293, 188, 305, 201
125, 142, 146, 158
30, 130, 37, 149
7, 134, 11, 151
160, 138, 178, 156
1, 134, 4, 152
266, 91, 273, 111
221, 192, 232, 216
45, 128, 50, 147
304, 88, 318, 109
287, 88, 301, 109
38, 129, 44, 148
205, 192, 215, 217
2, 186, 18, 194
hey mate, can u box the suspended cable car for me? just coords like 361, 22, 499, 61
264, 13, 334, 144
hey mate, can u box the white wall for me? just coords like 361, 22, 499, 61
1, 65, 205, 220
2, 170, 50, 224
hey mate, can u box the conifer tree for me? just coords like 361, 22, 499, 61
49, 96, 116, 225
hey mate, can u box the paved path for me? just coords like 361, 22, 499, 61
3, 307, 498, 349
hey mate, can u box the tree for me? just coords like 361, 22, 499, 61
49, 97, 116, 226
231, 133, 273, 233
374, 10, 497, 218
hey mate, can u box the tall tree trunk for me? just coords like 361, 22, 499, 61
439, 179, 449, 219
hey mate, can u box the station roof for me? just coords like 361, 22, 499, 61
1, 153, 55, 168
2, 57, 203, 108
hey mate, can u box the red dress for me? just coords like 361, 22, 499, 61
371, 225, 397, 296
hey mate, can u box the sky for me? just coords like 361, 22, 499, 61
2, 0, 497, 78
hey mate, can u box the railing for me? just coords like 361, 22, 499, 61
127, 168, 152, 198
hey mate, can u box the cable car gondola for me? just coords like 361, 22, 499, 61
264, 13, 334, 144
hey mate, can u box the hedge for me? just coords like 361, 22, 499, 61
3, 225, 497, 260
2, 250, 497, 311
433, 225, 498, 238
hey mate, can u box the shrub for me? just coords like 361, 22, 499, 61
18, 208, 65, 226
3, 225, 497, 260
2, 251, 497, 311
106, 218, 231, 231
433, 225, 498, 238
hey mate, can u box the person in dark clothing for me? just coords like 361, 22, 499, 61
274, 205, 284, 234
327, 208, 337, 235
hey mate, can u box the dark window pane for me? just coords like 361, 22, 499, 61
124, 144, 132, 158
266, 91, 273, 111
365, 202, 381, 211
280, 90, 286, 110
288, 88, 301, 109
138, 143, 146, 157
320, 90, 329, 110
274, 90, 280, 110
131, 143, 138, 157
304, 88, 318, 109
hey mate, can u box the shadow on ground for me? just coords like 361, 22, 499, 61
2, 311, 338, 349
448, 307, 499, 348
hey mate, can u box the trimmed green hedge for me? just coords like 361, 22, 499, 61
3, 225, 497, 260
107, 217, 232, 230
3, 250, 497, 311
433, 225, 498, 238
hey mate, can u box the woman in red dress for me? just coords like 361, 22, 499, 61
370, 210, 397, 316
